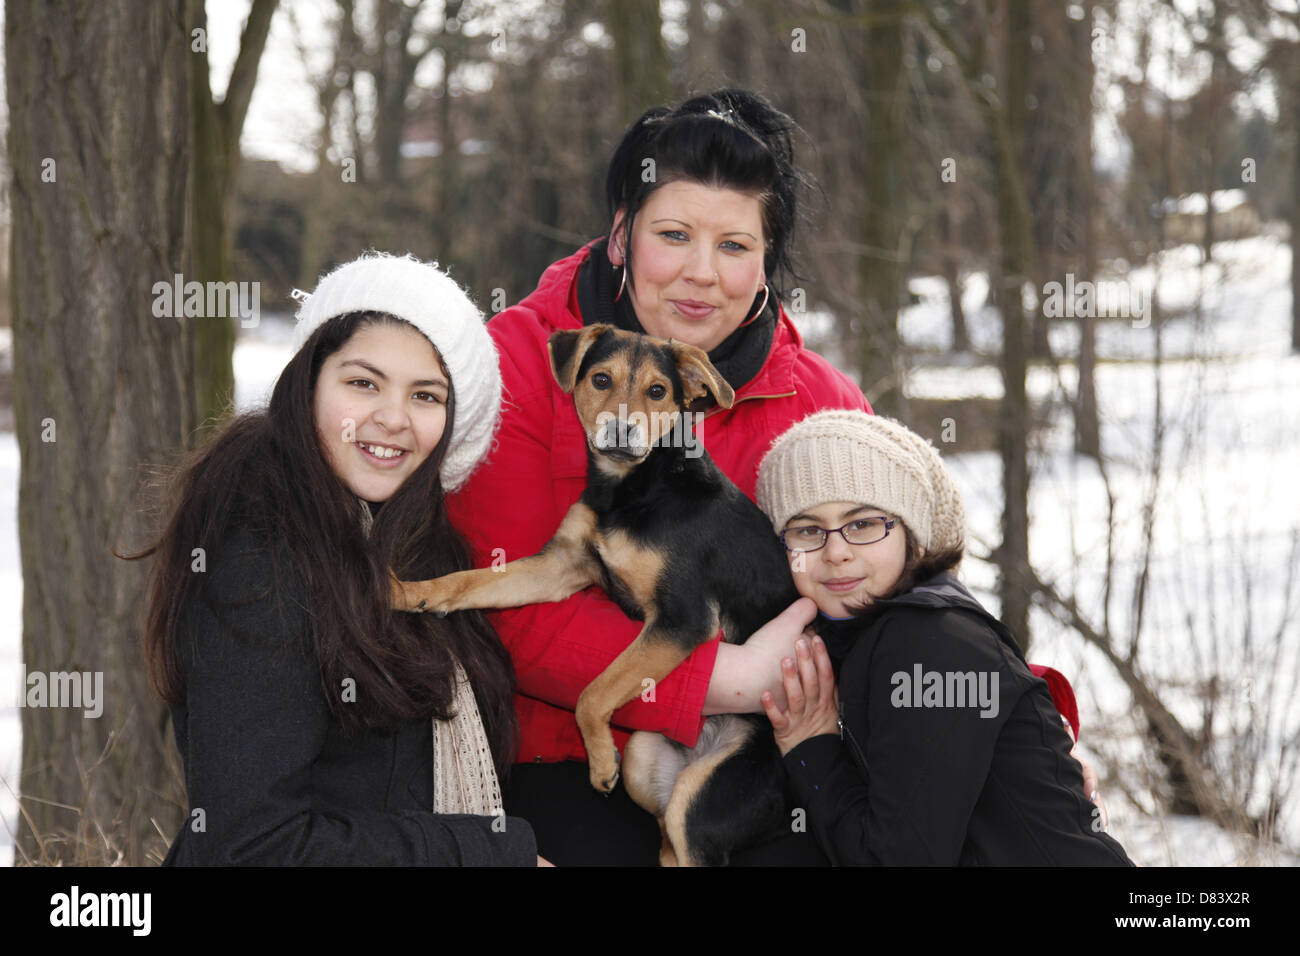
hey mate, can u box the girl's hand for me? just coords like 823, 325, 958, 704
761, 635, 840, 757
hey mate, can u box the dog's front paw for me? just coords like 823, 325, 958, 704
389, 572, 419, 611
389, 572, 450, 616
587, 746, 621, 794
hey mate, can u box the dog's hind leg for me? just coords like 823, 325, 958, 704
391, 502, 602, 614
623, 732, 684, 815
623, 731, 686, 866
657, 819, 679, 868
658, 717, 756, 866
661, 716, 784, 867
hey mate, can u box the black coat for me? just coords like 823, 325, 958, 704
162, 528, 537, 866
783, 573, 1133, 866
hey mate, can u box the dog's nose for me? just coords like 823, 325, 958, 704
596, 417, 647, 456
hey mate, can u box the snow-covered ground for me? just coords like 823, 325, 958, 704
2, 236, 1297, 866
799, 235, 1300, 866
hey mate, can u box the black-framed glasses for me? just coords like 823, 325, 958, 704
779, 516, 897, 554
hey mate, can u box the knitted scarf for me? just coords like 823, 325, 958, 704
359, 497, 504, 818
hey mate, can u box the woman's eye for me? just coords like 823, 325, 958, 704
348, 378, 376, 391
415, 391, 443, 404
721, 240, 749, 252
647, 384, 667, 400
659, 230, 688, 242
592, 372, 612, 389
792, 526, 822, 538
850, 519, 877, 531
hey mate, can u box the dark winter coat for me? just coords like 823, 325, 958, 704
161, 528, 537, 866
783, 573, 1133, 866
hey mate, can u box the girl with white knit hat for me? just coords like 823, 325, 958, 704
137, 253, 545, 865
754, 409, 1132, 866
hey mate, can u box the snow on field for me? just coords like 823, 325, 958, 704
855, 235, 1300, 864
2, 237, 1297, 866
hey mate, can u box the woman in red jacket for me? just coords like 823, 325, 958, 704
445, 89, 869, 864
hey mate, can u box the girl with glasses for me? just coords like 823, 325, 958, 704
755, 409, 1133, 865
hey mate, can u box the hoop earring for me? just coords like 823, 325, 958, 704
613, 264, 628, 303
737, 284, 770, 328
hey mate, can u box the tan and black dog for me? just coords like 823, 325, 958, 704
390, 323, 797, 866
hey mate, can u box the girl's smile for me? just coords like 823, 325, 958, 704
313, 322, 449, 503
783, 501, 908, 618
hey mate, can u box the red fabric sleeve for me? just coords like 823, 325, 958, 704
1028, 663, 1081, 743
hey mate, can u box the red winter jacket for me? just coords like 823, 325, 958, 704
445, 241, 871, 764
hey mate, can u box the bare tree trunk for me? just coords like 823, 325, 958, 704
857, 0, 906, 416
189, 0, 278, 433
348, 67, 368, 184
686, 0, 709, 82
8, 0, 194, 864
1074, 1, 1101, 460
608, 0, 671, 121
1293, 51, 1300, 353
1202, 0, 1227, 264
941, 204, 970, 353
294, 0, 356, 288
925, 0, 1035, 647
433, 0, 465, 257
372, 0, 429, 187
993, 0, 1035, 649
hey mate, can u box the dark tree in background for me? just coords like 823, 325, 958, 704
609, 0, 672, 120
189, 0, 277, 434
1070, 2, 1102, 462
925, 0, 1036, 650
7, 0, 193, 863
857, 0, 907, 417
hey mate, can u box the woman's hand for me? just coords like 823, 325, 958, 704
762, 634, 840, 756
705, 598, 817, 715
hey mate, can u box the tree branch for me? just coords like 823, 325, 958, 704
217, 0, 280, 140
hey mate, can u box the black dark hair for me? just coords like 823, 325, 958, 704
130, 311, 517, 775
604, 88, 808, 299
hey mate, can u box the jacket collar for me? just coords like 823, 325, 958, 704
874, 572, 985, 614
874, 572, 1028, 662
813, 572, 1006, 666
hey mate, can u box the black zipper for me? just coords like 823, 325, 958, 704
838, 705, 869, 776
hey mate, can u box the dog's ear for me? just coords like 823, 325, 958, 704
549, 325, 611, 394
671, 341, 735, 409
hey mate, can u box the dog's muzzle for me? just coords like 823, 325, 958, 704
592, 417, 650, 459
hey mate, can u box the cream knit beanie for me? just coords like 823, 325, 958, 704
292, 252, 501, 493
755, 410, 966, 555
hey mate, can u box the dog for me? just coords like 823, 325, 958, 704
389, 324, 799, 866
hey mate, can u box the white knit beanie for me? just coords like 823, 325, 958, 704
292, 252, 501, 493
755, 410, 966, 555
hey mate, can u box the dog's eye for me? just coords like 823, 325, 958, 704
647, 384, 667, 400
592, 372, 612, 389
